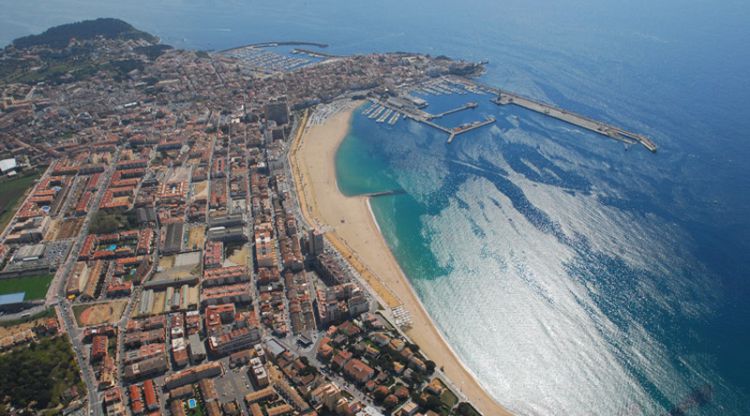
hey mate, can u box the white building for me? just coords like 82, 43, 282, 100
0, 158, 17, 176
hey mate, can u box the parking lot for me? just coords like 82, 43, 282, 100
213, 356, 256, 414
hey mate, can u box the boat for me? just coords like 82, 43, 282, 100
377, 108, 393, 123
368, 105, 384, 119
388, 112, 400, 125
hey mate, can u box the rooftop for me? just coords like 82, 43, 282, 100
0, 292, 26, 305
0, 158, 17, 173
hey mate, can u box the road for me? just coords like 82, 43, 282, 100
51, 149, 122, 416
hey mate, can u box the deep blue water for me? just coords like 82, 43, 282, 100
2, 1, 748, 414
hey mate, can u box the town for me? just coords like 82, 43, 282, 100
0, 19, 485, 416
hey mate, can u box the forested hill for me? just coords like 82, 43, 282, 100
11, 18, 157, 49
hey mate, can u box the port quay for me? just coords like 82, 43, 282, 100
364, 75, 657, 152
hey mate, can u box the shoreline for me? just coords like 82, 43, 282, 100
289, 101, 513, 416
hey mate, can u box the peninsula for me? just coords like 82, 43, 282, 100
0, 18, 654, 416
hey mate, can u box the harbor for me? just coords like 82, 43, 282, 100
362, 103, 401, 126
218, 41, 329, 53
360, 75, 657, 153
220, 41, 332, 73
362, 98, 496, 144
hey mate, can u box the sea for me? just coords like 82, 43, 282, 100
1, 1, 748, 414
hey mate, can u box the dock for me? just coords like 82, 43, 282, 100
291, 48, 341, 58
219, 41, 328, 53
369, 99, 495, 143
421, 119, 453, 135
426, 102, 478, 120
491, 90, 657, 152
447, 116, 496, 143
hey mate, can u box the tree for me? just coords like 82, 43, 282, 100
13, 18, 157, 50
0, 336, 83, 411
424, 394, 441, 411
457, 402, 479, 416
89, 211, 124, 234
373, 387, 388, 401
425, 360, 436, 375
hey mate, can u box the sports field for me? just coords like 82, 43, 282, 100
73, 300, 127, 326
0, 274, 54, 300
0, 171, 41, 233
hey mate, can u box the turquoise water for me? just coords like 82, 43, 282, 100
335, 82, 749, 415
2, 1, 749, 414
335, 129, 401, 195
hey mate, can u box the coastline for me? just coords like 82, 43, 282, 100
289, 101, 513, 416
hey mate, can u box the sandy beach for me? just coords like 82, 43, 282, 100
289, 101, 513, 416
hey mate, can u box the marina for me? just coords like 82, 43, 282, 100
388, 112, 400, 125
221, 45, 321, 73
366, 75, 657, 152
363, 97, 496, 144
377, 108, 393, 123
415, 79, 472, 96
368, 105, 385, 119
362, 101, 402, 126
361, 102, 375, 116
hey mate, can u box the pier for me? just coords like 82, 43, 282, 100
361, 190, 406, 198
369, 99, 495, 144
291, 48, 341, 58
426, 102, 478, 120
219, 41, 329, 53
447, 116, 497, 143
419, 118, 454, 136
490, 90, 657, 152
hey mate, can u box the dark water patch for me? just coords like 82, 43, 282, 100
448, 154, 574, 246
597, 192, 673, 220
467, 216, 486, 240
536, 81, 609, 122
489, 197, 503, 209
500, 141, 593, 192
